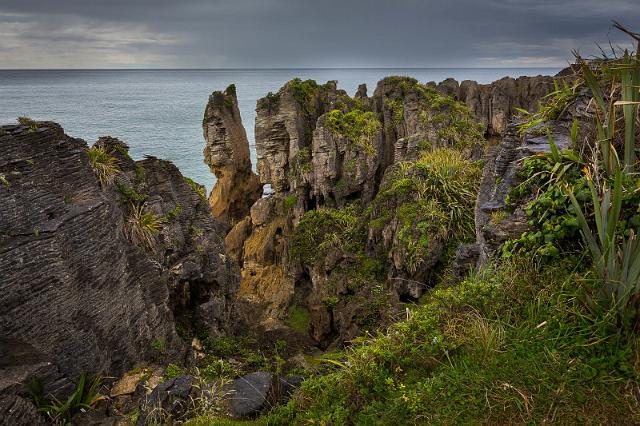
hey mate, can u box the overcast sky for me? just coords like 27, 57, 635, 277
0, 0, 638, 69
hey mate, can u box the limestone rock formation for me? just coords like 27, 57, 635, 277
0, 122, 238, 423
439, 75, 556, 136
473, 87, 593, 265
209, 75, 495, 346
203, 85, 262, 228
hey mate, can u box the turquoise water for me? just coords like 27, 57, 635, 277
0, 68, 560, 190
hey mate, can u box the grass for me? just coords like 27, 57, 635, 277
325, 109, 382, 155
29, 373, 104, 425
185, 176, 207, 200
286, 306, 310, 333
126, 204, 163, 249
263, 257, 639, 425
17, 116, 39, 132
86, 146, 120, 187
371, 148, 482, 274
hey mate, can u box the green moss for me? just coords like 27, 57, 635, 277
184, 176, 207, 200
163, 363, 183, 380
283, 194, 297, 210
115, 181, 147, 204
325, 109, 381, 155
286, 306, 310, 332
0, 174, 9, 188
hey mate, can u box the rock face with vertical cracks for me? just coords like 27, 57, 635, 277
437, 74, 556, 136
211, 74, 548, 348
204, 72, 559, 348
203, 85, 262, 229
0, 122, 238, 423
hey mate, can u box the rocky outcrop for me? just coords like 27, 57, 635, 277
436, 75, 556, 136
203, 85, 262, 228
212, 76, 490, 346
473, 86, 593, 265
0, 122, 238, 423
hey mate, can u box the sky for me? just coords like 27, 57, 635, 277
0, 0, 638, 69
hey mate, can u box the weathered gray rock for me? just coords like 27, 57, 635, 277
227, 372, 274, 418
444, 75, 556, 136
0, 122, 239, 424
137, 375, 199, 425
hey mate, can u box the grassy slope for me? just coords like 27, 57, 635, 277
261, 257, 639, 425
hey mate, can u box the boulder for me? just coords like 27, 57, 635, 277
227, 372, 274, 418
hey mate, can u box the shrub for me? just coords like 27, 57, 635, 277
126, 204, 162, 249
164, 363, 183, 380
17, 116, 39, 132
87, 146, 120, 187
184, 176, 207, 200
326, 109, 381, 155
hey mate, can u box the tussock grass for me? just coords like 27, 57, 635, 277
86, 146, 120, 187
126, 204, 162, 249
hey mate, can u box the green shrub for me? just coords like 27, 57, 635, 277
87, 146, 120, 187
184, 176, 207, 200
326, 109, 381, 154
164, 363, 183, 380
17, 116, 39, 132
126, 204, 162, 249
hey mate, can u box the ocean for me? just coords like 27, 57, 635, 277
0, 68, 560, 190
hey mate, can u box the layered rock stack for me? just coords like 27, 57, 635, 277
0, 122, 238, 422
436, 75, 556, 136
203, 85, 262, 229
205, 73, 559, 347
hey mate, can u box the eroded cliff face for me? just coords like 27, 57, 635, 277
436, 75, 556, 136
0, 122, 238, 423
208, 74, 542, 347
203, 85, 262, 229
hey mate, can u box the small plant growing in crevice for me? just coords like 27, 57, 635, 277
87, 146, 120, 187
17, 116, 39, 132
29, 374, 104, 424
126, 204, 163, 249
184, 176, 207, 200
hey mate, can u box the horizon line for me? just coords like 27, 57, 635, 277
0, 66, 563, 71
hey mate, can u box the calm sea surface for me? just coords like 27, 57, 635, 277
0, 68, 560, 190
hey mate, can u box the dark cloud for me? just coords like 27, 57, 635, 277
0, 0, 638, 68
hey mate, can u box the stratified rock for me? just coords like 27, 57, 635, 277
0, 122, 239, 425
474, 89, 592, 264
453, 75, 556, 136
452, 244, 480, 278
203, 84, 262, 228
